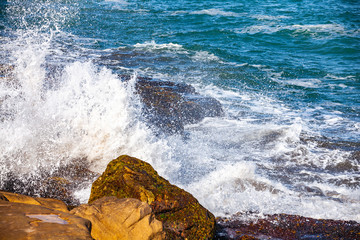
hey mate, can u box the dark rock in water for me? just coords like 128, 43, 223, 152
215, 213, 360, 240
132, 76, 223, 134
0, 158, 99, 207
89, 155, 216, 240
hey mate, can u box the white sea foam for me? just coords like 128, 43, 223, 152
188, 166, 360, 221
283, 78, 322, 88
134, 40, 185, 52
191, 9, 239, 17
2, 0, 359, 222
0, 31, 175, 190
325, 74, 356, 80
251, 14, 291, 21
180, 119, 360, 221
191, 51, 220, 62
239, 23, 348, 37
103, 0, 129, 4
100, 0, 130, 10
239, 25, 281, 34
292, 24, 345, 33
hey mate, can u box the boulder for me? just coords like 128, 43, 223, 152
1, 158, 99, 207
71, 196, 164, 240
89, 155, 216, 240
135, 77, 223, 134
0, 196, 92, 240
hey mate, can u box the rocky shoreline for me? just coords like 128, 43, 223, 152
1, 67, 359, 239
1, 155, 359, 240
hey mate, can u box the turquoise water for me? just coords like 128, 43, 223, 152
0, 0, 359, 221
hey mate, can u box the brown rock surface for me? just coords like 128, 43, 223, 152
71, 196, 164, 240
215, 213, 360, 240
0, 191, 69, 212
0, 199, 92, 240
89, 155, 216, 240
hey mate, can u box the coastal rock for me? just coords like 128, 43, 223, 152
134, 77, 223, 134
0, 191, 69, 212
89, 155, 216, 240
0, 194, 92, 240
1, 158, 99, 207
71, 196, 164, 240
215, 213, 360, 240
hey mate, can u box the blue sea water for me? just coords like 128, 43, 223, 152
0, 0, 359, 221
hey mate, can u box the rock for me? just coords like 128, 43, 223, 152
215, 213, 360, 240
0, 191, 69, 212
134, 77, 223, 134
89, 155, 216, 240
1, 158, 99, 207
71, 196, 164, 240
0, 196, 92, 240
0, 64, 16, 84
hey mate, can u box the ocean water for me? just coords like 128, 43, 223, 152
0, 0, 359, 222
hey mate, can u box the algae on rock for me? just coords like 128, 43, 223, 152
89, 155, 216, 240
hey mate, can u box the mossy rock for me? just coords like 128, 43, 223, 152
89, 155, 215, 240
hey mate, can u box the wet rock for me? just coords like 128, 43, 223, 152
89, 155, 216, 240
0, 191, 69, 212
215, 213, 360, 240
1, 158, 99, 207
0, 194, 92, 240
71, 196, 164, 240
134, 76, 223, 134
0, 64, 15, 84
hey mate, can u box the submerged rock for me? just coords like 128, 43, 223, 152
0, 192, 92, 240
89, 155, 216, 240
134, 76, 223, 134
215, 213, 360, 240
71, 196, 164, 240
1, 158, 99, 207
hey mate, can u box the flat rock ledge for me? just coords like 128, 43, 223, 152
0, 191, 164, 240
0, 191, 92, 240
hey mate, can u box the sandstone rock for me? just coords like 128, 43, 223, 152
71, 196, 164, 240
89, 155, 216, 240
0, 199, 92, 240
0, 191, 69, 212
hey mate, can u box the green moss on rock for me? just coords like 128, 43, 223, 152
89, 155, 215, 240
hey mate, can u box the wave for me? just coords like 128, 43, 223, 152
191, 51, 220, 62
251, 14, 291, 21
238, 23, 350, 37
134, 40, 185, 52
191, 9, 239, 17
2, 0, 359, 223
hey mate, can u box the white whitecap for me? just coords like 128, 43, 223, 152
284, 78, 322, 88
191, 51, 220, 62
251, 14, 291, 21
134, 40, 185, 52
191, 9, 239, 17
103, 0, 129, 4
